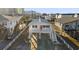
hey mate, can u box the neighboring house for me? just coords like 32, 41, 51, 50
0, 15, 9, 26
41, 14, 52, 20
57, 14, 79, 24
2, 15, 22, 35
0, 15, 22, 38
28, 18, 57, 42
0, 15, 8, 39
55, 14, 79, 31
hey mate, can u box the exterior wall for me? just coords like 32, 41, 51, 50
62, 20, 79, 40
4, 20, 16, 35
0, 8, 24, 15
28, 23, 52, 39
63, 21, 78, 30
29, 24, 51, 33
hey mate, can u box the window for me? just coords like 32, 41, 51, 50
65, 25, 69, 27
42, 25, 50, 28
78, 25, 79, 27
77, 25, 79, 29
32, 25, 37, 28
64, 25, 69, 30
43, 25, 45, 28
45, 25, 50, 28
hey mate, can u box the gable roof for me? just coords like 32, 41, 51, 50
2, 15, 22, 21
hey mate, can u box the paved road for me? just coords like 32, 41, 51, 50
7, 27, 29, 50
0, 39, 11, 50
37, 39, 54, 50
8, 38, 29, 50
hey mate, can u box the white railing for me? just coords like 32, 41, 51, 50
56, 33, 73, 50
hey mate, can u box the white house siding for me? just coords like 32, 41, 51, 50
2, 15, 22, 35
28, 19, 58, 44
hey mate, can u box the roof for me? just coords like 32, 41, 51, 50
2, 15, 22, 21
57, 17, 79, 24
33, 18, 48, 23
0, 15, 9, 24
28, 18, 50, 26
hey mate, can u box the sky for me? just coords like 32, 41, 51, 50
25, 8, 79, 14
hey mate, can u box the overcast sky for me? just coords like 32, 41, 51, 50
25, 8, 79, 14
